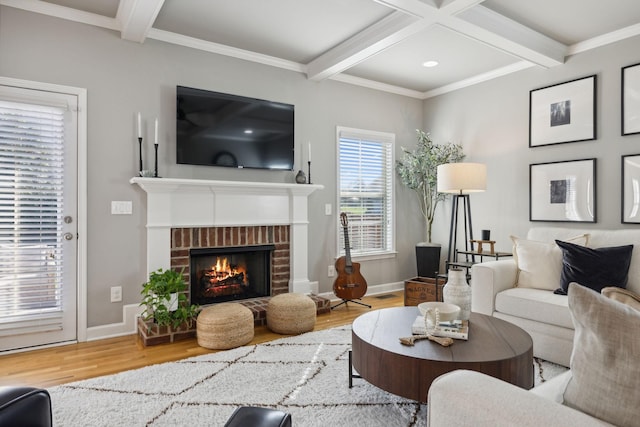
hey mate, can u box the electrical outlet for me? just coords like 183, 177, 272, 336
328, 265, 336, 277
110, 286, 122, 302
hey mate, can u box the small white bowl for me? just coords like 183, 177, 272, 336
418, 302, 461, 322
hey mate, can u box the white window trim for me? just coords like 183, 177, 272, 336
0, 76, 88, 342
336, 126, 396, 262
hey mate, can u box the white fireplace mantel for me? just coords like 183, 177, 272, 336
131, 177, 323, 294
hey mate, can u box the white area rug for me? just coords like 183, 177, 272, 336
49, 326, 567, 426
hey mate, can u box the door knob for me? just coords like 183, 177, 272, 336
64, 232, 74, 241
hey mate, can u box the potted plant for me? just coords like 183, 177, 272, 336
140, 268, 200, 329
396, 129, 464, 277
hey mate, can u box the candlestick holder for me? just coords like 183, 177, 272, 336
307, 161, 312, 184
138, 137, 143, 176
154, 143, 159, 178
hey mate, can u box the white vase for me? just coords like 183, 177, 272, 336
443, 268, 471, 320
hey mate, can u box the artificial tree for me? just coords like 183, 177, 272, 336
396, 129, 464, 276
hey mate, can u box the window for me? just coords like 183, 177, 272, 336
337, 127, 394, 258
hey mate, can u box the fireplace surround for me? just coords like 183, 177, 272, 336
131, 177, 324, 294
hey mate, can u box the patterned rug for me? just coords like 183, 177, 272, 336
49, 326, 567, 426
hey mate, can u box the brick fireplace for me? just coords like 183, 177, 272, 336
170, 225, 291, 303
130, 177, 323, 294
131, 177, 327, 345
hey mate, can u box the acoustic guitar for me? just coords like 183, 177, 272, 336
333, 212, 368, 300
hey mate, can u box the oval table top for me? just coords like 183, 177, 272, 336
351, 307, 533, 402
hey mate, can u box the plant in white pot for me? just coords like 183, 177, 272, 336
396, 129, 464, 277
140, 268, 199, 329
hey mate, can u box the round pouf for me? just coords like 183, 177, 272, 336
267, 293, 316, 335
197, 303, 254, 350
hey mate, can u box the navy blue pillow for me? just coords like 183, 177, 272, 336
554, 240, 633, 295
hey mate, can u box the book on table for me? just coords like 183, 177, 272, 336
411, 316, 469, 340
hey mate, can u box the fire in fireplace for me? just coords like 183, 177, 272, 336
190, 244, 274, 305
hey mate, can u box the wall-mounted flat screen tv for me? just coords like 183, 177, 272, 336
176, 86, 294, 170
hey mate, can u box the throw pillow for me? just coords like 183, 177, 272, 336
601, 286, 640, 311
555, 240, 633, 294
564, 283, 640, 427
511, 234, 589, 291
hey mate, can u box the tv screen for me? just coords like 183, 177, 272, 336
176, 86, 294, 170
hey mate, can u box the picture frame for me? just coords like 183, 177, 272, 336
622, 63, 640, 136
529, 75, 597, 147
530, 158, 596, 222
621, 154, 640, 223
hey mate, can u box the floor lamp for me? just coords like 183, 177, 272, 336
437, 163, 487, 265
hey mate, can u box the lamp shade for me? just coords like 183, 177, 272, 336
437, 162, 487, 194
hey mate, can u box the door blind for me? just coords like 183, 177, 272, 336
0, 99, 65, 333
338, 128, 394, 256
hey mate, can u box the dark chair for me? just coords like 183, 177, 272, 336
0, 386, 52, 427
224, 406, 292, 427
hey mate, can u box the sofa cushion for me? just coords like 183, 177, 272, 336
527, 227, 640, 295
555, 240, 633, 294
511, 234, 589, 291
564, 283, 640, 427
601, 286, 640, 311
495, 287, 574, 329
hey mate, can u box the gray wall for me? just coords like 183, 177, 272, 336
0, 7, 423, 327
424, 35, 640, 257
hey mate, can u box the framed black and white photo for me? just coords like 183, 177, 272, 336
622, 63, 640, 135
529, 75, 597, 147
530, 158, 596, 222
622, 154, 640, 223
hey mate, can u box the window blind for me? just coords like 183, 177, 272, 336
0, 99, 65, 332
337, 128, 394, 257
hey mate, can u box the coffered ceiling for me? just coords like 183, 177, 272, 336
4, 0, 640, 99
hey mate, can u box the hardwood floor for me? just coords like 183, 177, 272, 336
0, 292, 404, 389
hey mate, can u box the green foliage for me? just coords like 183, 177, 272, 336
396, 129, 465, 242
140, 268, 200, 329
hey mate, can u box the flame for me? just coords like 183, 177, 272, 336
204, 257, 247, 284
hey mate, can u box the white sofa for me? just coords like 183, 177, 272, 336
470, 227, 640, 367
427, 370, 613, 426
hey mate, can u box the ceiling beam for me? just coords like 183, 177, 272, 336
116, 0, 165, 43
306, 0, 486, 81
307, 0, 565, 82
306, 11, 422, 81
450, 5, 566, 67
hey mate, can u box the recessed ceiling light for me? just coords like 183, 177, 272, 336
244, 129, 253, 134
422, 60, 439, 68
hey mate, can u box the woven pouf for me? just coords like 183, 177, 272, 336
267, 293, 316, 335
197, 303, 254, 350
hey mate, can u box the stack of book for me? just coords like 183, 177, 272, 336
411, 316, 469, 340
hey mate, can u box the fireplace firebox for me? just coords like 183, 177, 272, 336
190, 244, 274, 305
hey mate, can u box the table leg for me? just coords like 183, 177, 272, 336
348, 350, 361, 388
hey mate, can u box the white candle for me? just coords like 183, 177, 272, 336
154, 118, 158, 145
308, 141, 311, 163
137, 112, 141, 138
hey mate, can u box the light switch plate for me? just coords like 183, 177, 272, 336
325, 203, 332, 215
111, 201, 132, 215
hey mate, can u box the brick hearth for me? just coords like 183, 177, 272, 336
137, 295, 330, 346
137, 224, 330, 346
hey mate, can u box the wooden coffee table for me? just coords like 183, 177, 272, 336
350, 307, 533, 402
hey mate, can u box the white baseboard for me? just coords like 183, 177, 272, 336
85, 304, 144, 341
85, 281, 404, 342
